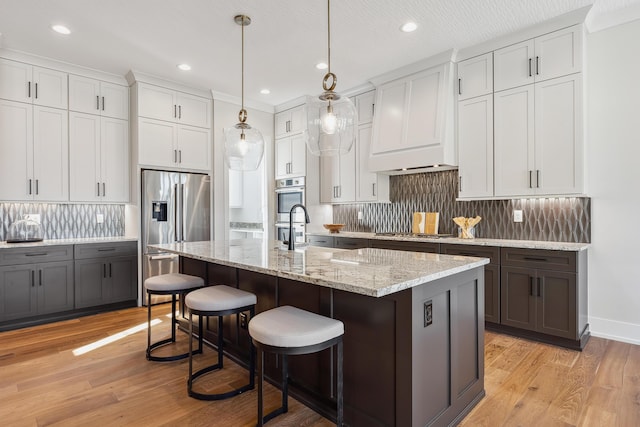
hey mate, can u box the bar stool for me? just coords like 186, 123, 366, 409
145, 273, 204, 362
248, 305, 344, 426
185, 285, 257, 400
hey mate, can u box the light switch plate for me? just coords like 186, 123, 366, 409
357, 211, 363, 220
96, 214, 104, 224
25, 214, 41, 224
513, 210, 523, 223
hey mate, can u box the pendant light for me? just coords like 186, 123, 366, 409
224, 15, 264, 171
305, 0, 357, 157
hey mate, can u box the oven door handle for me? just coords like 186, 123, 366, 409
275, 187, 305, 193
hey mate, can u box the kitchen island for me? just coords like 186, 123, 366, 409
151, 239, 489, 427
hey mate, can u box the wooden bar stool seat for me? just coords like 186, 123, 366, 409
144, 273, 204, 362
248, 305, 345, 426
185, 285, 257, 401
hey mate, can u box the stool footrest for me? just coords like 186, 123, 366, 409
147, 337, 202, 362
262, 406, 288, 424
188, 381, 254, 401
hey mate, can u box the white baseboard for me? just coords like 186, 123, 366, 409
589, 316, 640, 345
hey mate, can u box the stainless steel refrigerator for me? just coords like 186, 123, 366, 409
141, 169, 210, 305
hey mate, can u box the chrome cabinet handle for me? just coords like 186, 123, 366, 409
174, 104, 177, 118
97, 182, 101, 196
178, 150, 182, 163
536, 170, 540, 188
35, 179, 39, 195
372, 183, 376, 197
97, 95, 100, 110
536, 56, 540, 75
459, 176, 462, 192
28, 81, 31, 98
529, 170, 533, 188
28, 179, 32, 195
458, 78, 462, 95
35, 83, 38, 99
178, 105, 182, 119
102, 96, 105, 111
174, 150, 178, 163
103, 182, 106, 196
529, 58, 532, 77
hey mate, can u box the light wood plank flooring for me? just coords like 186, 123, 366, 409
1, 306, 639, 426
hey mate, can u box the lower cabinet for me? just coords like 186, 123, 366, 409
0, 261, 74, 321
306, 235, 335, 248
334, 237, 370, 249
74, 242, 137, 308
370, 239, 439, 253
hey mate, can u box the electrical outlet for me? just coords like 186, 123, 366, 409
357, 211, 363, 220
424, 300, 433, 327
96, 214, 104, 224
25, 214, 41, 224
513, 210, 523, 223
240, 312, 248, 329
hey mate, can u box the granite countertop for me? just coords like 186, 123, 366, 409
150, 239, 489, 298
0, 236, 138, 249
306, 231, 589, 252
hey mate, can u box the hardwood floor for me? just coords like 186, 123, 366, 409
1, 307, 638, 426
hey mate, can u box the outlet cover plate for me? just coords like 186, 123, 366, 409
513, 210, 523, 223
96, 214, 104, 224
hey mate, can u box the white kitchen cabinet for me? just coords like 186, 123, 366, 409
356, 124, 389, 202
494, 25, 582, 92
320, 147, 356, 204
138, 117, 211, 172
0, 58, 68, 109
457, 94, 494, 198
457, 53, 493, 101
275, 106, 304, 138
0, 100, 68, 201
369, 63, 453, 171
275, 133, 306, 179
137, 83, 211, 128
68, 75, 129, 120
356, 91, 375, 125
69, 112, 129, 202
494, 74, 582, 197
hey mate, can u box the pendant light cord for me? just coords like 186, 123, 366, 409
327, 0, 331, 75
241, 18, 245, 114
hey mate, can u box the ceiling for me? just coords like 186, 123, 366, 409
1, 0, 640, 107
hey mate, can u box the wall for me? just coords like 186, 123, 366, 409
334, 170, 591, 243
0, 203, 124, 241
586, 18, 640, 344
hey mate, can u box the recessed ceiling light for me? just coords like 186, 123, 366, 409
260, 89, 271, 95
316, 62, 328, 70
401, 22, 418, 33
177, 64, 191, 71
51, 25, 71, 35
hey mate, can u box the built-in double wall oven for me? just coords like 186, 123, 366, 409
275, 176, 306, 244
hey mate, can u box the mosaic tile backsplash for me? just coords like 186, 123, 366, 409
333, 170, 590, 243
0, 203, 125, 241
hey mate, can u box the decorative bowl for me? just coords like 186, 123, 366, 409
323, 224, 345, 234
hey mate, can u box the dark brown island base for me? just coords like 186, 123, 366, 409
151, 240, 489, 427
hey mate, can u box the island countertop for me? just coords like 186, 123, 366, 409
150, 239, 489, 297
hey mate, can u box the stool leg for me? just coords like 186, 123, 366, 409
146, 291, 152, 360
217, 315, 224, 368
282, 354, 288, 414
188, 310, 194, 392
337, 339, 344, 427
249, 307, 255, 389
170, 293, 177, 343
257, 347, 264, 427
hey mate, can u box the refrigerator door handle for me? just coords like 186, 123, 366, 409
174, 183, 179, 242
181, 183, 185, 242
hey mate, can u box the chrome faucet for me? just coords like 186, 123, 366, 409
288, 203, 310, 250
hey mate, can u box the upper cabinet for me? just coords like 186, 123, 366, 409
320, 146, 356, 204
494, 25, 582, 92
369, 61, 455, 172
356, 91, 375, 125
69, 75, 129, 120
457, 53, 493, 100
138, 83, 211, 128
275, 105, 305, 139
0, 58, 68, 109
275, 133, 306, 179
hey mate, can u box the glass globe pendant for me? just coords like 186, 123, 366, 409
224, 15, 264, 171
306, 0, 357, 157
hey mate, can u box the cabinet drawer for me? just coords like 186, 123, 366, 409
370, 239, 439, 253
307, 235, 335, 248
501, 247, 576, 272
74, 242, 137, 260
0, 245, 73, 266
334, 237, 369, 249
441, 244, 500, 265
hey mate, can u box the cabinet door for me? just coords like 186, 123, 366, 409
320, 155, 339, 203
357, 125, 378, 202
138, 117, 175, 168
288, 106, 305, 134
289, 133, 306, 177
484, 264, 500, 324
74, 259, 107, 308
69, 75, 101, 115
176, 125, 211, 171
457, 52, 493, 100
138, 84, 176, 122
494, 85, 535, 197
176, 92, 211, 128
356, 91, 375, 125
537, 269, 576, 339
275, 137, 292, 179
32, 67, 68, 109
494, 39, 535, 92
108, 256, 137, 303
0, 99, 32, 200
101, 117, 130, 202
457, 94, 493, 198
500, 266, 536, 332
0, 265, 37, 321
0, 58, 31, 103
534, 74, 582, 195
336, 148, 356, 202
405, 66, 446, 148
69, 112, 101, 202
37, 261, 74, 314
101, 82, 129, 120
534, 25, 582, 82
33, 106, 68, 201
371, 80, 407, 156
274, 111, 290, 139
